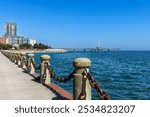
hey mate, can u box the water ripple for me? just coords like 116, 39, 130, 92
34, 51, 150, 100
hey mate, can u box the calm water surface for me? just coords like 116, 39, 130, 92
33, 51, 150, 100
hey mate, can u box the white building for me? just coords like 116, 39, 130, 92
29, 39, 36, 46
5, 36, 12, 44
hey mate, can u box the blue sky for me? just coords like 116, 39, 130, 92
0, 0, 150, 50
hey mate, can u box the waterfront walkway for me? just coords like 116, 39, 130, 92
0, 52, 56, 100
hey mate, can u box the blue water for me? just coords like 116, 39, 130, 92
33, 51, 150, 100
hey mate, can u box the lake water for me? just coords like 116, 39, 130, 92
33, 51, 150, 100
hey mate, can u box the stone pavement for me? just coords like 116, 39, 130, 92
0, 52, 56, 100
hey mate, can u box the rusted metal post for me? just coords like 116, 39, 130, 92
40, 55, 51, 84
27, 53, 35, 74
73, 58, 91, 100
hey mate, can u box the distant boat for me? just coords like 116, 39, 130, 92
96, 41, 101, 50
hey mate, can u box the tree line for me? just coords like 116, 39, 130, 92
0, 43, 12, 50
0, 43, 51, 50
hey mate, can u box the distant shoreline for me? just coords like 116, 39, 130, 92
6, 48, 68, 53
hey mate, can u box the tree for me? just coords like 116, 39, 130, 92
19, 43, 32, 49
33, 43, 50, 49
0, 43, 12, 50
33, 43, 39, 49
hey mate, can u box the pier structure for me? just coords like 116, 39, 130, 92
63, 48, 120, 52
0, 50, 109, 100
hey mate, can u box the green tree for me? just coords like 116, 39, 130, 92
33, 43, 39, 49
0, 43, 12, 50
33, 43, 50, 49
19, 43, 32, 49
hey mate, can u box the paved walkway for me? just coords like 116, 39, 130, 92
0, 52, 56, 100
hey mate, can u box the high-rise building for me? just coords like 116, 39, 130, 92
5, 22, 17, 37
0, 22, 36, 47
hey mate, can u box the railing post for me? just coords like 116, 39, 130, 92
14, 52, 18, 64
20, 52, 26, 69
12, 52, 15, 62
11, 52, 14, 62
27, 53, 35, 74
15, 52, 19, 64
73, 58, 91, 100
40, 55, 51, 84
17, 52, 21, 66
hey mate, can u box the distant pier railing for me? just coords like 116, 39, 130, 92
62, 48, 120, 52
1, 50, 110, 100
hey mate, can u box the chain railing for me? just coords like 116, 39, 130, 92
30, 59, 41, 70
43, 61, 74, 83
21, 55, 28, 68
1, 50, 110, 100
41, 59, 110, 100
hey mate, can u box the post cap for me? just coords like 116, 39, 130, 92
28, 53, 34, 57
40, 55, 50, 60
16, 52, 20, 54
21, 52, 26, 56
73, 58, 91, 68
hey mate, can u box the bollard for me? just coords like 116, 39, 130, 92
11, 52, 15, 62
73, 58, 91, 100
14, 52, 18, 64
40, 55, 51, 84
15, 52, 20, 64
20, 52, 26, 68
17, 52, 21, 66
27, 53, 35, 74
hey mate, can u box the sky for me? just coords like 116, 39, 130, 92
0, 0, 150, 50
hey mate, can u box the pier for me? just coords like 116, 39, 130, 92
0, 50, 109, 100
63, 48, 120, 52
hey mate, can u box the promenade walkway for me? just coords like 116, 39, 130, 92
0, 52, 56, 100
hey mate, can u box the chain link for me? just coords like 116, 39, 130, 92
27, 59, 109, 100
18, 55, 22, 61
44, 62, 74, 83
22, 56, 28, 67
30, 59, 41, 70
83, 68, 110, 100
